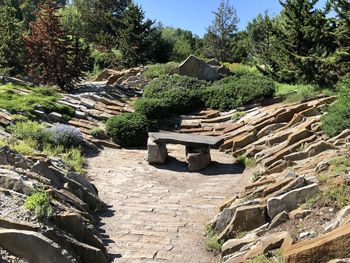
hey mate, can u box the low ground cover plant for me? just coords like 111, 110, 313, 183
24, 190, 53, 219
0, 84, 75, 119
5, 121, 86, 174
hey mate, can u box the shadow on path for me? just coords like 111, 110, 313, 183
152, 156, 245, 176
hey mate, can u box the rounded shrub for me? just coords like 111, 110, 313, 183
143, 75, 207, 99
106, 113, 149, 147
134, 98, 170, 119
46, 124, 83, 148
162, 89, 203, 115
202, 75, 275, 110
322, 75, 350, 137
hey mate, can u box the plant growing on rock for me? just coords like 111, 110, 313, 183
106, 112, 149, 147
24, 190, 53, 219
204, 225, 222, 254
8, 121, 47, 142
90, 128, 106, 139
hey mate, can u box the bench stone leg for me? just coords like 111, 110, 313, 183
146, 137, 168, 164
186, 146, 211, 172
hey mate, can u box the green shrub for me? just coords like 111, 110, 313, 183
202, 75, 275, 110
134, 98, 170, 119
143, 75, 207, 98
8, 121, 47, 142
143, 62, 179, 79
90, 128, 105, 139
11, 114, 29, 123
232, 111, 246, 121
205, 225, 222, 254
161, 88, 203, 115
106, 113, 149, 147
12, 139, 38, 156
236, 155, 256, 168
321, 75, 350, 137
62, 148, 86, 175
223, 63, 260, 76
24, 190, 53, 219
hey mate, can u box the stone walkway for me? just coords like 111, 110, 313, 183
88, 145, 250, 263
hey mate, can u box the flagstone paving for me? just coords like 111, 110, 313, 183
88, 145, 250, 262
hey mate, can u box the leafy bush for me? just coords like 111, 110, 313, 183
8, 121, 47, 141
143, 75, 207, 98
202, 75, 275, 109
223, 63, 260, 76
106, 113, 149, 147
90, 128, 105, 139
322, 75, 350, 137
11, 114, 29, 123
134, 98, 170, 119
43, 144, 86, 174
62, 148, 86, 174
143, 62, 179, 79
24, 190, 53, 219
46, 124, 83, 148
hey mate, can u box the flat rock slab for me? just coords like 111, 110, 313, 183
149, 132, 224, 148
0, 229, 76, 263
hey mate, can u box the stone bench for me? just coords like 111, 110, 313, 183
146, 132, 224, 172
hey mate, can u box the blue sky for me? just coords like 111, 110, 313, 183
134, 0, 327, 37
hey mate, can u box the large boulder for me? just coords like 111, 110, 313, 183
0, 229, 77, 263
267, 183, 318, 219
212, 199, 259, 233
219, 204, 268, 241
0, 146, 32, 169
284, 224, 350, 263
0, 169, 35, 195
176, 55, 219, 81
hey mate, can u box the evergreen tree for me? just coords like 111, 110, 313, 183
0, 0, 24, 75
230, 31, 250, 63
118, 3, 158, 67
204, 0, 239, 61
22, 0, 89, 90
72, 0, 130, 46
329, 0, 350, 77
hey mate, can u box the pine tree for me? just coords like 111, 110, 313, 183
22, 0, 89, 90
0, 0, 24, 75
329, 0, 350, 77
118, 3, 158, 67
204, 0, 239, 61
72, 0, 130, 46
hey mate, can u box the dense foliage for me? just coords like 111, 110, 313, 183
106, 113, 149, 147
22, 0, 90, 90
202, 75, 276, 109
322, 76, 350, 137
135, 74, 275, 120
0, 0, 349, 91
